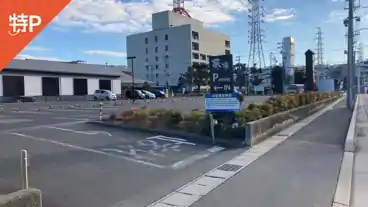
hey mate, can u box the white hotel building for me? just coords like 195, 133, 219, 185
126, 10, 231, 87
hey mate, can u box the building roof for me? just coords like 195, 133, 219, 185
4, 59, 125, 77
120, 73, 154, 84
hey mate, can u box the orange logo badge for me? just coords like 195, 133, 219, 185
0, 0, 71, 72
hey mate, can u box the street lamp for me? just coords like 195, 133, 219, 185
127, 56, 136, 98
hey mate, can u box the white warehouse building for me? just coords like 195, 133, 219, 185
126, 10, 231, 87
0, 59, 123, 102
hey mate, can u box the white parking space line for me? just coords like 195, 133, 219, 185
46, 109, 83, 112
13, 111, 52, 114
53, 117, 90, 121
171, 146, 225, 170
0, 119, 33, 124
46, 126, 113, 136
11, 133, 166, 169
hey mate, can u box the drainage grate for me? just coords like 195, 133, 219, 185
217, 164, 242, 172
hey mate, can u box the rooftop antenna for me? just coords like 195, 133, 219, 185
173, 0, 191, 17
247, 0, 266, 69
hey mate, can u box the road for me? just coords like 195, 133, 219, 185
188, 100, 351, 207
0, 97, 271, 207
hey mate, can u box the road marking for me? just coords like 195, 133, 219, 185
46, 126, 112, 136
11, 133, 166, 169
2, 121, 88, 132
46, 109, 82, 112
14, 111, 51, 114
171, 146, 225, 170
53, 117, 90, 121
147, 135, 196, 146
0, 118, 33, 124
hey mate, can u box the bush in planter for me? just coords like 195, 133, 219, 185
148, 108, 183, 127
179, 110, 208, 134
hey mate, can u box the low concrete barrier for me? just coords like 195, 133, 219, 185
345, 95, 359, 152
332, 95, 358, 207
0, 188, 41, 207
244, 97, 338, 146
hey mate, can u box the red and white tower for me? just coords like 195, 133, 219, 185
172, 0, 191, 18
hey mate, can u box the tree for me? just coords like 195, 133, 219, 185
177, 63, 210, 91
249, 65, 263, 86
233, 63, 247, 87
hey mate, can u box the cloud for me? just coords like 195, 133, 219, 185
324, 10, 346, 23
15, 54, 66, 61
52, 0, 249, 33
84, 50, 127, 57
264, 8, 295, 22
23, 46, 50, 51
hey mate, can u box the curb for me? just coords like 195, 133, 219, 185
332, 95, 357, 207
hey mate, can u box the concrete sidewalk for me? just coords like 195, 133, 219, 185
351, 95, 368, 207
189, 101, 351, 207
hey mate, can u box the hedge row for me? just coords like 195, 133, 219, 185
111, 92, 341, 139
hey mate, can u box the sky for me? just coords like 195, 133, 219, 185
15, 0, 368, 66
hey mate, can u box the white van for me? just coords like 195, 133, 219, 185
93, 89, 117, 100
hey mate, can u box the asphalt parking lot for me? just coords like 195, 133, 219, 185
0, 96, 267, 207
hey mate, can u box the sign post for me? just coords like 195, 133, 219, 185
209, 54, 234, 93
205, 54, 238, 143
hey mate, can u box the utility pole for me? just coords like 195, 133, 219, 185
346, 0, 354, 109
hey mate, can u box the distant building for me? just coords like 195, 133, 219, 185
0, 59, 123, 102
282, 36, 295, 78
126, 10, 230, 87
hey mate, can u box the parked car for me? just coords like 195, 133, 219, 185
135, 90, 146, 99
153, 90, 166, 98
93, 89, 117, 100
141, 90, 156, 99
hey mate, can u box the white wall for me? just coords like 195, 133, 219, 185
0, 75, 3, 97
87, 78, 99, 95
60, 77, 73, 95
112, 79, 121, 95
24, 76, 42, 96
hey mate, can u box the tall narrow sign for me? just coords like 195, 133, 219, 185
209, 54, 234, 93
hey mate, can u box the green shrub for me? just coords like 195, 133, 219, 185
112, 92, 339, 138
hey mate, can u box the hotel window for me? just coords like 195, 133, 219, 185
145, 38, 148, 44
154, 36, 158, 42
225, 40, 230, 47
192, 31, 199, 40
165, 45, 168, 51
165, 34, 168, 40
145, 48, 148, 54
155, 47, 158, 53
192, 53, 199, 59
192, 42, 199, 50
